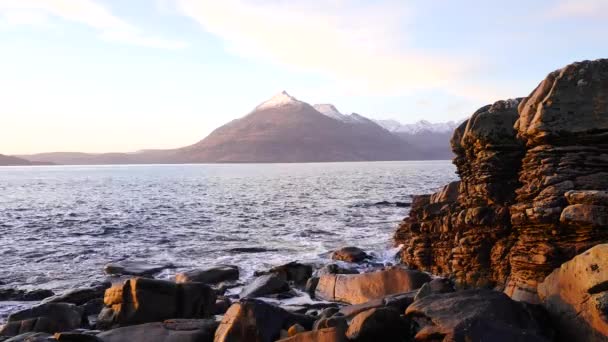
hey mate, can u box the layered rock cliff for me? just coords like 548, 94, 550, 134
394, 59, 608, 302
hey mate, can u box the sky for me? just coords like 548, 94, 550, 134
1, 0, 607, 154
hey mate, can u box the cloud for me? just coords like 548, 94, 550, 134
0, 0, 187, 49
547, 0, 608, 19
174, 0, 469, 95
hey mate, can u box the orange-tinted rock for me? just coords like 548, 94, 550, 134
276, 327, 347, 342
315, 267, 430, 304
331, 247, 369, 263
538, 244, 608, 341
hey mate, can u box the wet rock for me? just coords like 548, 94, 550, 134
53, 332, 103, 341
103, 261, 174, 277
405, 289, 551, 341
345, 307, 409, 341
0, 289, 54, 302
97, 319, 217, 342
304, 277, 319, 297
214, 299, 315, 342
0, 303, 83, 337
276, 327, 347, 342
255, 262, 313, 286
175, 265, 239, 284
1, 332, 52, 341
315, 267, 430, 304
316, 264, 359, 277
331, 247, 369, 263
42, 286, 107, 306
99, 278, 216, 327
538, 244, 608, 341
239, 274, 290, 298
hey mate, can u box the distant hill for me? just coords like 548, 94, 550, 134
0, 154, 51, 166
19, 91, 460, 164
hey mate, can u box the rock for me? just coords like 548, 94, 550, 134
103, 261, 174, 277
0, 303, 83, 337
338, 291, 416, 318
175, 265, 239, 284
413, 278, 454, 302
214, 299, 315, 342
0, 289, 54, 302
345, 307, 409, 341
312, 316, 347, 332
239, 274, 290, 298
315, 267, 430, 304
276, 327, 347, 342
405, 289, 551, 341
304, 277, 319, 297
1, 332, 52, 341
53, 332, 103, 341
537, 244, 608, 341
42, 286, 107, 306
287, 324, 306, 337
97, 319, 217, 342
213, 297, 232, 315
316, 264, 359, 276
99, 278, 216, 327
255, 262, 313, 286
331, 247, 369, 263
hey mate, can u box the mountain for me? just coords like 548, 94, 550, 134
0, 154, 51, 166
175, 91, 419, 162
375, 119, 462, 159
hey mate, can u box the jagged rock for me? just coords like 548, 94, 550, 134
406, 289, 551, 341
0, 303, 83, 337
175, 265, 239, 284
538, 244, 608, 341
103, 261, 174, 277
276, 327, 347, 342
97, 319, 217, 342
345, 307, 409, 341
254, 262, 313, 286
315, 267, 429, 304
331, 247, 369, 263
214, 299, 315, 342
99, 278, 215, 327
239, 274, 290, 298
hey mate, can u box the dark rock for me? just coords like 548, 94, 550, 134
405, 289, 551, 341
345, 307, 409, 341
214, 299, 315, 342
338, 291, 416, 318
255, 262, 313, 286
316, 264, 359, 277
103, 261, 174, 277
42, 286, 106, 306
312, 316, 347, 332
239, 274, 290, 298
1, 332, 52, 341
53, 332, 103, 341
213, 297, 232, 315
331, 247, 369, 263
174, 265, 239, 284
99, 278, 216, 327
0, 303, 83, 337
414, 278, 454, 302
315, 267, 430, 304
304, 277, 319, 297
97, 319, 217, 342
0, 289, 54, 302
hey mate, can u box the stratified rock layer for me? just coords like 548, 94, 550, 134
395, 59, 608, 301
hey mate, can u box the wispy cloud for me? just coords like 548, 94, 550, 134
174, 0, 469, 95
0, 0, 187, 49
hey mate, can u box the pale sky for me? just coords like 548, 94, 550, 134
1, 0, 607, 154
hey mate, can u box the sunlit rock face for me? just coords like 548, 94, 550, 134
395, 59, 608, 301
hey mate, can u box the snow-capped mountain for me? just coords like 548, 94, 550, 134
375, 119, 460, 134
313, 104, 375, 125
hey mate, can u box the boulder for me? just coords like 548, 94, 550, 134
103, 261, 174, 277
316, 264, 359, 277
276, 327, 347, 342
214, 299, 315, 342
538, 244, 608, 341
175, 265, 239, 284
338, 291, 416, 318
53, 332, 104, 341
97, 319, 217, 342
315, 267, 430, 304
255, 262, 313, 286
345, 307, 409, 341
239, 274, 290, 298
0, 289, 54, 302
331, 247, 369, 263
405, 289, 551, 341
1, 332, 52, 341
0, 303, 83, 337
413, 277, 454, 302
42, 286, 107, 305
99, 278, 216, 327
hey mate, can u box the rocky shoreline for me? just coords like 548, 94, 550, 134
2, 58, 608, 341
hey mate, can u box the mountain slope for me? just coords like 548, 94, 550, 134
0, 154, 51, 166
176, 92, 419, 162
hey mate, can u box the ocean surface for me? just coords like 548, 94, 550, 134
0, 161, 456, 318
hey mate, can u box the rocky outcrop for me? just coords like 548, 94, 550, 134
395, 98, 524, 289
0, 303, 83, 337
395, 59, 608, 301
97, 319, 218, 342
315, 267, 430, 304
538, 243, 608, 341
175, 265, 239, 284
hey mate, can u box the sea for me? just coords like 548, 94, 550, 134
0, 161, 457, 320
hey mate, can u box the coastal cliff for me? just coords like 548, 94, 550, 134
394, 59, 608, 303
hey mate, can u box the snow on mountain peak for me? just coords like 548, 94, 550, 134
256, 91, 302, 110
375, 119, 461, 134
313, 104, 346, 121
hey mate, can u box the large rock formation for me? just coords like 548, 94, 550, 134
394, 59, 608, 301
